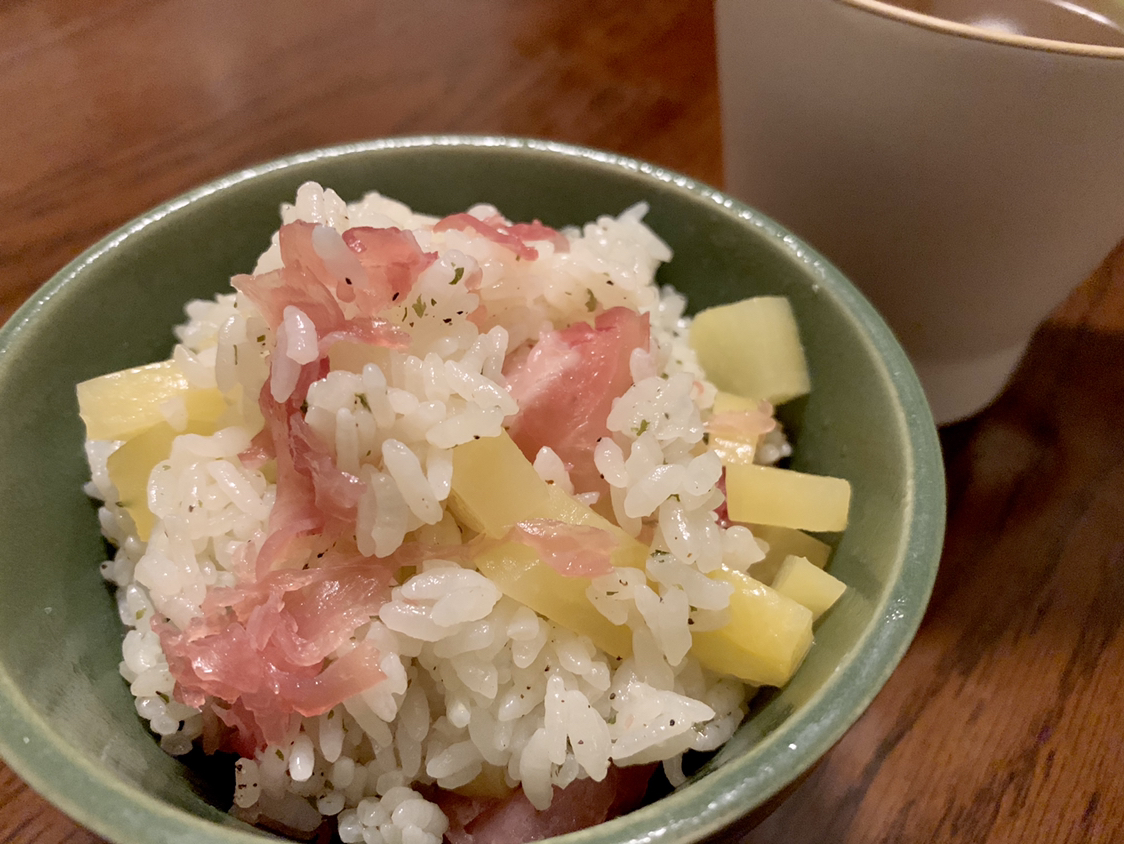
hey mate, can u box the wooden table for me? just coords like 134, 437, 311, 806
2, 2, 1121, 842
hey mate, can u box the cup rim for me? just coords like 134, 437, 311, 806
838, 0, 1124, 58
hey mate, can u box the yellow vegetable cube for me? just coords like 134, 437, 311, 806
772, 555, 846, 621
747, 524, 831, 585
689, 296, 811, 405
692, 568, 813, 687
725, 463, 851, 532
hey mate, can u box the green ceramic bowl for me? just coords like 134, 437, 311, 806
0, 137, 944, 844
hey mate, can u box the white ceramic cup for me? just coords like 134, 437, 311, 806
716, 0, 1124, 423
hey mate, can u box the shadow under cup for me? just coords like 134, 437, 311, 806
716, 0, 1124, 423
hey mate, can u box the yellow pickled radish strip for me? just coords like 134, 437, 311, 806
747, 524, 832, 585
448, 432, 649, 572
538, 485, 648, 570
725, 463, 851, 532
771, 555, 847, 621
474, 541, 634, 658
448, 431, 551, 537
692, 568, 813, 687
688, 296, 811, 405
78, 360, 188, 441
452, 433, 648, 654
106, 415, 222, 541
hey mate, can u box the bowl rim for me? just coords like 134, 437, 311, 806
0, 134, 946, 844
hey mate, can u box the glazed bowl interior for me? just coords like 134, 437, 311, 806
0, 137, 945, 844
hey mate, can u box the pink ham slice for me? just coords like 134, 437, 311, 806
434, 213, 569, 261
235, 221, 431, 329
234, 265, 345, 335
342, 225, 435, 313
505, 307, 649, 496
438, 763, 656, 844
506, 519, 618, 578
506, 221, 570, 254
158, 561, 391, 753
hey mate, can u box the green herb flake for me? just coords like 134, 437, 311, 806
357, 393, 371, 412
412, 297, 427, 317
257, 334, 266, 343
135, 610, 145, 620
450, 266, 465, 285
634, 419, 650, 435
276, 748, 285, 760
585, 289, 598, 312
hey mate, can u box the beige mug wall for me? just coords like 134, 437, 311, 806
716, 0, 1124, 423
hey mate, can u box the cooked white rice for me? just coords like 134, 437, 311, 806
86, 183, 791, 842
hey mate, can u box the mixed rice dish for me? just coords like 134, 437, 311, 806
79, 183, 849, 843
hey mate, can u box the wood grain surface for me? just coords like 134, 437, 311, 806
2, 2, 1122, 842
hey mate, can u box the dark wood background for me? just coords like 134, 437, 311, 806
2, 2, 1122, 842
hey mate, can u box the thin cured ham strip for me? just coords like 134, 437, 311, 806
434, 213, 542, 261
506, 220, 570, 253
505, 307, 650, 496
342, 226, 436, 313
158, 562, 391, 752
238, 222, 426, 333
289, 412, 366, 523
319, 318, 409, 357
203, 562, 390, 666
507, 519, 618, 578
251, 358, 330, 576
272, 640, 383, 716
233, 265, 346, 334
247, 298, 404, 573
279, 221, 361, 314
437, 763, 656, 844
706, 403, 776, 441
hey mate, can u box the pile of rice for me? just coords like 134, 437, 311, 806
86, 183, 792, 843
